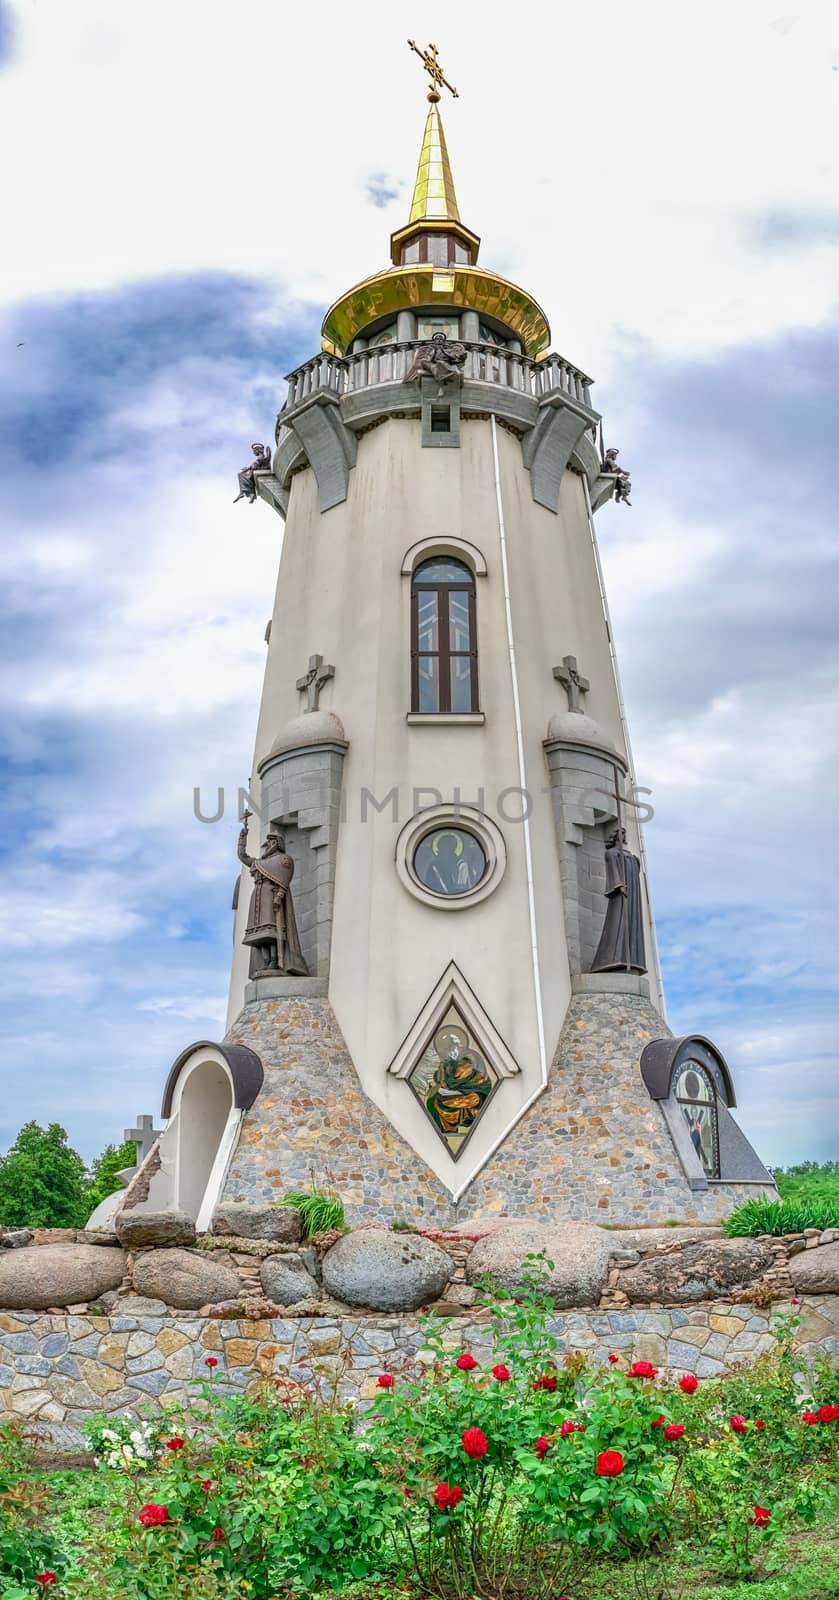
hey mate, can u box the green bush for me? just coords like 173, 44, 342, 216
724, 1195, 839, 1237
775, 1159, 839, 1207
278, 1188, 348, 1238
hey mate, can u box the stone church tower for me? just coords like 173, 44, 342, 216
116, 58, 774, 1234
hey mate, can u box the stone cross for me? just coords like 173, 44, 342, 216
553, 655, 590, 714
296, 653, 335, 713
124, 1114, 162, 1165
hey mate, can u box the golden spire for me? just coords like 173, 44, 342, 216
406, 39, 460, 223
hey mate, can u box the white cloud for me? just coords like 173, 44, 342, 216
1, 2, 838, 372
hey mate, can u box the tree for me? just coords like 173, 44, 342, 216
0, 1121, 89, 1229
84, 1140, 136, 1218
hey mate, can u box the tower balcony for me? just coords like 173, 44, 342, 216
281, 339, 594, 415
263, 338, 609, 519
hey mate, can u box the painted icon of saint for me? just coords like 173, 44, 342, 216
425, 1025, 493, 1139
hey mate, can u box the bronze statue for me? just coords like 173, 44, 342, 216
407, 330, 467, 393
237, 812, 308, 977
591, 827, 647, 974
234, 443, 271, 505
602, 447, 632, 506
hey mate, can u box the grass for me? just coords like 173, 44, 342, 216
725, 1195, 839, 1237
277, 1188, 348, 1239
586, 1482, 839, 1599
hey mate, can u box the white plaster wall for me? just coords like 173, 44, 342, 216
228, 417, 656, 1191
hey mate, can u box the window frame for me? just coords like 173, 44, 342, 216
411, 559, 479, 715
674, 1060, 721, 1180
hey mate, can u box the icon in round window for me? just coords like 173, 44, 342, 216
412, 827, 488, 899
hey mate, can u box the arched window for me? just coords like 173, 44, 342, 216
674, 1060, 720, 1180
411, 557, 478, 714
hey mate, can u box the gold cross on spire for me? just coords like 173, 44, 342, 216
407, 39, 458, 103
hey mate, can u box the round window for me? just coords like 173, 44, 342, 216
413, 826, 488, 898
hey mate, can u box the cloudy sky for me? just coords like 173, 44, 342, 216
0, 0, 837, 1172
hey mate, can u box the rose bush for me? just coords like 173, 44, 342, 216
1, 1276, 837, 1599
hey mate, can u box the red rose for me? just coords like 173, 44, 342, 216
492, 1364, 511, 1381
752, 1505, 771, 1527
755, 1419, 766, 1431
729, 1415, 748, 1434
462, 1426, 488, 1459
199, 1479, 212, 1493
651, 1414, 666, 1429
595, 1449, 624, 1477
628, 1361, 658, 1379
679, 1374, 699, 1394
377, 1373, 395, 1388
209, 1527, 226, 1546
138, 1503, 170, 1528
608, 1353, 619, 1364
35, 1577, 57, 1589
559, 1420, 576, 1437
434, 1482, 463, 1511
533, 1373, 558, 1392
165, 1436, 185, 1451
535, 1436, 551, 1459
664, 1423, 685, 1441
205, 1357, 219, 1369
456, 1353, 478, 1372
802, 1411, 818, 1425
790, 1297, 800, 1306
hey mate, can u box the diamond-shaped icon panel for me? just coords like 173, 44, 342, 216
407, 1001, 500, 1160
388, 963, 521, 1161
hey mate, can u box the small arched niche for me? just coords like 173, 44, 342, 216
174, 1056, 234, 1223
161, 1040, 264, 1229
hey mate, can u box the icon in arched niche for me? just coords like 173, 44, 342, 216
407, 1003, 500, 1159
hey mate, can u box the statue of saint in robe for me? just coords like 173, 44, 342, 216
237, 818, 308, 978
591, 827, 647, 974
407, 330, 468, 391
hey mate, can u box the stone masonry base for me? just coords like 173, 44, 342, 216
2, 1294, 836, 1453
222, 991, 765, 1225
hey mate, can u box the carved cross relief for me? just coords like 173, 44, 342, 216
296, 653, 335, 713
553, 654, 590, 714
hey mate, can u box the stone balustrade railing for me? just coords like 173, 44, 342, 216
281, 340, 595, 415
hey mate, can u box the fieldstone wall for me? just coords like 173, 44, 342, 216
2, 1296, 837, 1450
222, 992, 773, 1224
2, 1221, 838, 1447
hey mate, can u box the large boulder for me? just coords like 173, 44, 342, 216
0, 1244, 126, 1310
212, 1204, 302, 1244
617, 1238, 774, 1304
261, 1254, 320, 1307
465, 1223, 612, 1308
115, 1210, 196, 1249
132, 1248, 240, 1309
790, 1241, 839, 1294
322, 1230, 452, 1312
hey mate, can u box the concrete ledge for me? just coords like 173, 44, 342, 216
572, 973, 651, 998
243, 975, 329, 1002
406, 712, 486, 727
